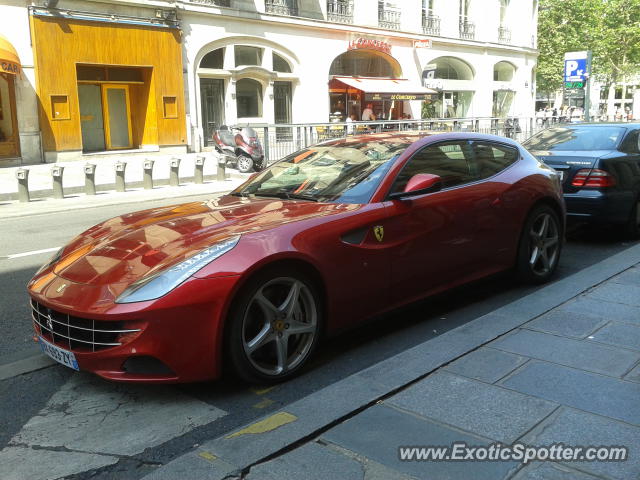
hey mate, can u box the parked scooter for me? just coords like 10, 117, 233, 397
211, 125, 265, 173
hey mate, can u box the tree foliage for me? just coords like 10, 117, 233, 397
537, 0, 640, 94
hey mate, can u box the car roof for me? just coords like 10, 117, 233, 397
544, 123, 640, 128
321, 131, 521, 148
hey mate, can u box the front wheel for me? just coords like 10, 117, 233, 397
226, 270, 322, 383
516, 205, 562, 284
237, 155, 254, 173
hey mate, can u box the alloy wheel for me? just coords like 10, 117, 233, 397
528, 212, 560, 276
241, 277, 318, 376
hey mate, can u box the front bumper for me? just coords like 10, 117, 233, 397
28, 273, 242, 383
564, 190, 634, 226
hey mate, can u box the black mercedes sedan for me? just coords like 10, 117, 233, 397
523, 123, 640, 238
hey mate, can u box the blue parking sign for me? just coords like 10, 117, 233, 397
564, 58, 587, 82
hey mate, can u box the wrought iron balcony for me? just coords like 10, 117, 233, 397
498, 26, 511, 43
327, 0, 353, 23
265, 0, 298, 16
459, 18, 475, 40
422, 12, 440, 35
378, 6, 401, 30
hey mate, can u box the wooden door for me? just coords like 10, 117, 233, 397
101, 84, 132, 150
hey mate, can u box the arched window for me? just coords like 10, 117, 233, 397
236, 78, 262, 117
273, 53, 292, 73
235, 46, 263, 67
329, 50, 401, 77
426, 57, 474, 81
200, 48, 224, 69
494, 61, 516, 81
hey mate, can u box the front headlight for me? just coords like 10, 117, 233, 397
115, 235, 240, 304
35, 247, 64, 276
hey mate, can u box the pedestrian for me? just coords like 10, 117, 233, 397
552, 107, 558, 124
361, 103, 376, 121
346, 114, 355, 135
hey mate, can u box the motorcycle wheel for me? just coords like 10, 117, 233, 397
237, 155, 254, 173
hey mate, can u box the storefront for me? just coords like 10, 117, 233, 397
30, 9, 186, 161
0, 35, 21, 159
422, 57, 476, 118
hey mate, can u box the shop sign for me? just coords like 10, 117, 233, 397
414, 40, 432, 49
422, 79, 443, 91
1, 61, 19, 74
365, 93, 434, 101
348, 34, 392, 55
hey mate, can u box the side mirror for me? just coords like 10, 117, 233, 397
389, 173, 442, 200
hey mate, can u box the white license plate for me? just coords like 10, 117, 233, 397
39, 336, 80, 371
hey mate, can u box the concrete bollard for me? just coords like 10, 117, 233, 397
84, 163, 96, 196
194, 155, 205, 184
217, 154, 227, 182
143, 159, 154, 190
51, 165, 65, 199
170, 157, 181, 187
16, 168, 30, 203
115, 161, 126, 192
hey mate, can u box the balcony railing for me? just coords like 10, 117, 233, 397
327, 0, 353, 23
265, 0, 298, 16
378, 6, 401, 30
422, 12, 440, 35
189, 0, 230, 6
459, 17, 475, 40
498, 26, 511, 43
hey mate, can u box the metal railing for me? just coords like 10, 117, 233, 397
378, 6, 401, 30
459, 18, 475, 40
265, 0, 298, 16
327, 0, 353, 23
498, 26, 511, 43
240, 117, 544, 166
422, 12, 441, 35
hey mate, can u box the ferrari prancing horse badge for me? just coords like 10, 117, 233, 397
373, 225, 384, 242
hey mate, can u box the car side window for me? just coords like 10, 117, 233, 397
472, 142, 519, 179
390, 141, 474, 194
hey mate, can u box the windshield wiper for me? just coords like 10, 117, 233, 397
253, 191, 319, 202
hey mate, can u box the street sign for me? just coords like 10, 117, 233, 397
564, 51, 588, 83
565, 81, 584, 89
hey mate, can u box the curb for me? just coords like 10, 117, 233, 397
145, 243, 640, 480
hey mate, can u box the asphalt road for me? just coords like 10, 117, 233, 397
0, 193, 638, 480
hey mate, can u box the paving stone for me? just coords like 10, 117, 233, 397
143, 449, 237, 480
623, 363, 640, 383
489, 329, 640, 377
444, 347, 528, 383
560, 295, 640, 325
588, 321, 640, 351
522, 407, 640, 480
611, 267, 640, 286
387, 372, 557, 444
523, 310, 606, 339
501, 361, 640, 426
322, 404, 520, 480
511, 462, 604, 480
586, 282, 640, 307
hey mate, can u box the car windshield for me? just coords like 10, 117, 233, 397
523, 126, 625, 151
232, 140, 410, 204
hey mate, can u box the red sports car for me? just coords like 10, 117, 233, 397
28, 132, 565, 384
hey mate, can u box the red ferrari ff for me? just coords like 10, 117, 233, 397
28, 132, 565, 384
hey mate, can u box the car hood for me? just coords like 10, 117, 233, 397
51, 195, 355, 287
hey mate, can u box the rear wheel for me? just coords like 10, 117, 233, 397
624, 197, 640, 239
226, 269, 322, 383
237, 155, 254, 173
516, 205, 562, 284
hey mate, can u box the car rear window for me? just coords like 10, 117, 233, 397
523, 126, 625, 151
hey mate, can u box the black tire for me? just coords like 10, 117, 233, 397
237, 155, 254, 173
225, 268, 323, 384
624, 196, 640, 240
515, 205, 562, 284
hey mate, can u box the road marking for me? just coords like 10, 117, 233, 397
198, 451, 218, 462
250, 386, 276, 395
5, 247, 59, 259
253, 398, 275, 409
226, 412, 297, 439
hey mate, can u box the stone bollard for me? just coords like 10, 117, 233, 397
16, 168, 30, 203
143, 159, 154, 190
217, 154, 227, 182
51, 165, 65, 199
194, 155, 205, 184
84, 163, 96, 196
115, 161, 126, 192
170, 157, 181, 187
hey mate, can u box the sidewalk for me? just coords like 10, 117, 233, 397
146, 245, 640, 480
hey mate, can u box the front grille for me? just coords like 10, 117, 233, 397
31, 300, 141, 352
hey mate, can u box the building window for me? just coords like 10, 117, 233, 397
493, 62, 515, 81
235, 46, 263, 67
200, 78, 225, 144
459, 0, 474, 39
329, 50, 400, 77
378, 1, 401, 30
265, 0, 298, 16
327, 0, 353, 23
50, 95, 70, 120
422, 0, 440, 35
273, 53, 292, 73
200, 48, 225, 69
426, 57, 474, 81
163, 96, 178, 119
236, 78, 262, 118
